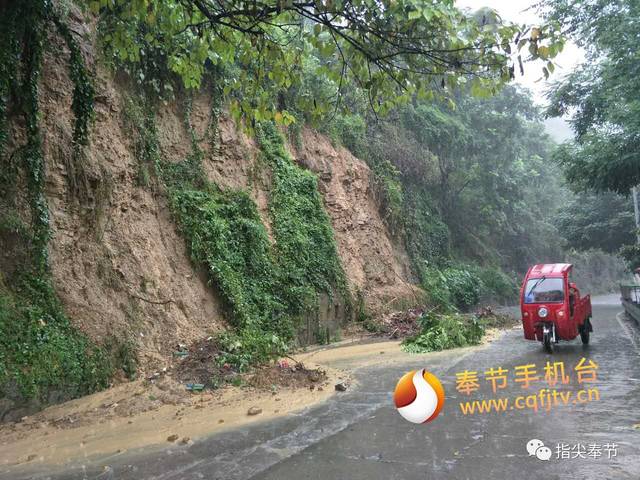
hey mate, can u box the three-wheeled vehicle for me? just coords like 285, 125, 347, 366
520, 263, 592, 353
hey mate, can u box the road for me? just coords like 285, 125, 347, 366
7, 296, 640, 479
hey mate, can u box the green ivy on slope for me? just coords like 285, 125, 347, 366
257, 122, 347, 307
0, 1, 113, 406
158, 118, 346, 371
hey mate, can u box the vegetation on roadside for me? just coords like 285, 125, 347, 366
0, 0, 634, 411
543, 0, 640, 269
133, 99, 349, 372
402, 311, 484, 353
0, 1, 116, 405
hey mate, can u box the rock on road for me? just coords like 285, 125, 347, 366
6, 296, 640, 479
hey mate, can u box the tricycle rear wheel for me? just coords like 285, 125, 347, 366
580, 318, 591, 345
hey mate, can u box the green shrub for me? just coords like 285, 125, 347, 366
442, 267, 481, 311
402, 312, 484, 353
421, 267, 455, 312
403, 187, 451, 268
420, 265, 482, 312
372, 159, 404, 234
0, 277, 112, 402
472, 266, 518, 303
258, 122, 347, 304
329, 114, 368, 158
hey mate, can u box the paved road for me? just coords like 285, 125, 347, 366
8, 296, 640, 479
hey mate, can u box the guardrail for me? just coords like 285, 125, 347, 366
620, 284, 640, 323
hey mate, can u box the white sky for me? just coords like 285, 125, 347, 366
456, 0, 585, 107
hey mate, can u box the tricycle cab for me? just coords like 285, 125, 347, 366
520, 263, 590, 343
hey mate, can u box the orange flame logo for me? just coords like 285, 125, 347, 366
393, 369, 445, 423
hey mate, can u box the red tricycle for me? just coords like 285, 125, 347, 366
520, 263, 592, 353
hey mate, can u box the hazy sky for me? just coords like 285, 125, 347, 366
456, 0, 585, 107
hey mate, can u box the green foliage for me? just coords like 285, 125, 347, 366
159, 119, 346, 371
471, 266, 518, 304
162, 176, 296, 369
327, 114, 368, 159
93, 0, 563, 127
402, 312, 484, 353
545, 0, 640, 194
403, 186, 451, 268
372, 160, 404, 235
0, 1, 113, 406
168, 185, 287, 330
0, 276, 112, 402
443, 267, 482, 311
421, 266, 482, 312
53, 17, 95, 147
555, 191, 635, 254
257, 122, 347, 303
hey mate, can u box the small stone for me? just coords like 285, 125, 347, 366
247, 406, 262, 416
308, 372, 321, 382
218, 419, 224, 424
335, 382, 348, 392
318, 387, 324, 391
309, 385, 315, 391
167, 434, 179, 442
26, 454, 37, 462
180, 437, 190, 445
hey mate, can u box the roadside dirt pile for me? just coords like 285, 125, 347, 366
378, 308, 426, 338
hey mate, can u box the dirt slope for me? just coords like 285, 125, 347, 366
30, 6, 418, 376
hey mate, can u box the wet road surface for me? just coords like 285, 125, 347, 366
7, 296, 640, 479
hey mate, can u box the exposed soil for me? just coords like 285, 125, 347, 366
0, 354, 342, 467
27, 4, 419, 383
173, 337, 328, 391
294, 127, 420, 314
247, 361, 327, 391
377, 307, 426, 338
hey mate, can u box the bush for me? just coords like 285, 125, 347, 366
421, 265, 482, 312
402, 312, 484, 353
443, 267, 481, 311
0, 276, 112, 403
472, 266, 518, 304
329, 114, 367, 158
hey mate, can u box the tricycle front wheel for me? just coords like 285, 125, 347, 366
543, 331, 554, 353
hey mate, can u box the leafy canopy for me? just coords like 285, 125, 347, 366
93, 0, 563, 124
545, 0, 640, 194
554, 192, 635, 254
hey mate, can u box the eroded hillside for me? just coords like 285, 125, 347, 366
0, 4, 416, 419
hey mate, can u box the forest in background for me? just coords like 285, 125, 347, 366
0, 0, 634, 412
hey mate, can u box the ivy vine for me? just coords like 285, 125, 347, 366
0, 1, 113, 407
